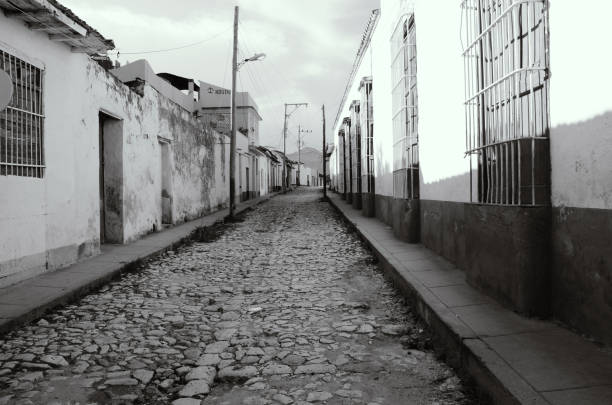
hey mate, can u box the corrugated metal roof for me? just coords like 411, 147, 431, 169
0, 0, 114, 55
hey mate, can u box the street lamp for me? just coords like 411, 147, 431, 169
238, 53, 266, 69
229, 5, 265, 218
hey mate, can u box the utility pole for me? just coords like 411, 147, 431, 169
282, 102, 308, 192
322, 104, 326, 198
229, 6, 239, 217
297, 125, 311, 187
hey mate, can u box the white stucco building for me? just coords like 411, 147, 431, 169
331, 0, 612, 346
0, 0, 242, 287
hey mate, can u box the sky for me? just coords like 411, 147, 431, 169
60, 0, 380, 154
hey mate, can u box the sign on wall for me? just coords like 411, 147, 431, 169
199, 81, 231, 108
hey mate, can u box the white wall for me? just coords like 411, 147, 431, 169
111, 59, 196, 112
331, 1, 470, 201
0, 14, 99, 286
413, 0, 470, 202
334, 0, 612, 207
370, 4, 394, 197
257, 153, 269, 196
549, 1, 612, 209
0, 14, 230, 286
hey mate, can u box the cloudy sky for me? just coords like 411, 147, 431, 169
60, 0, 380, 153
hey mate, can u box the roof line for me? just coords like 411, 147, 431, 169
333, 9, 380, 131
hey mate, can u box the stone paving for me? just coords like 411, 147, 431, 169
0, 188, 473, 405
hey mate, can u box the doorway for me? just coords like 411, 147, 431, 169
159, 139, 173, 226
98, 112, 124, 244
246, 167, 250, 201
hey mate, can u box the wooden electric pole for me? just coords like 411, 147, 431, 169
229, 6, 238, 217
322, 104, 326, 198
282, 102, 308, 192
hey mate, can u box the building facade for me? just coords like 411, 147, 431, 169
0, 0, 279, 288
331, 0, 612, 346
197, 81, 265, 202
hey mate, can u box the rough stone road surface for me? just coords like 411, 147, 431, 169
0, 188, 473, 405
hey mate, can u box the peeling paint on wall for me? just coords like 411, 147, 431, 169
0, 9, 232, 287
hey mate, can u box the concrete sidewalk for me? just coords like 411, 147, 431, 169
329, 192, 612, 405
0, 192, 280, 337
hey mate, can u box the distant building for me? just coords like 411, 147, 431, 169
196, 81, 264, 201
257, 146, 283, 193
198, 81, 262, 146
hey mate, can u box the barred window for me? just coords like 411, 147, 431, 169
0, 49, 44, 178
338, 128, 346, 195
462, 0, 550, 205
350, 101, 361, 196
391, 15, 419, 199
342, 117, 352, 196
359, 77, 374, 194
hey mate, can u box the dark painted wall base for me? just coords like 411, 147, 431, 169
374, 194, 419, 243
343, 191, 612, 344
421, 199, 550, 317
465, 204, 551, 317
392, 198, 420, 243
374, 194, 392, 226
352, 192, 362, 210
362, 192, 375, 217
240, 191, 259, 202
552, 206, 612, 346
420, 200, 467, 270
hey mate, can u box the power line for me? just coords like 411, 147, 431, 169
238, 20, 298, 99
113, 28, 231, 56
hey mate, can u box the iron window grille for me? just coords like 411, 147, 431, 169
360, 77, 374, 194
391, 14, 419, 199
461, 0, 550, 205
350, 100, 361, 197
342, 117, 353, 197
0, 49, 45, 178
338, 128, 346, 195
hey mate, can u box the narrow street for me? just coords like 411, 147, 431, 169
0, 189, 471, 405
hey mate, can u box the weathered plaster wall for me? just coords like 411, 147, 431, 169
0, 14, 99, 287
548, 2, 612, 345
111, 59, 196, 112
257, 154, 269, 196
0, 13, 230, 286
236, 133, 250, 200
88, 61, 231, 243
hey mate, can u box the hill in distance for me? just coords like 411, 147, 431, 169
287, 147, 322, 172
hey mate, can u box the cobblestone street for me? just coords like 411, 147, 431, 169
0, 189, 472, 405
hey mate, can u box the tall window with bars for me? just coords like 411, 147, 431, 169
461, 0, 550, 205
0, 50, 44, 178
342, 117, 352, 197
350, 101, 361, 198
338, 129, 346, 195
391, 15, 418, 199
360, 77, 374, 194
